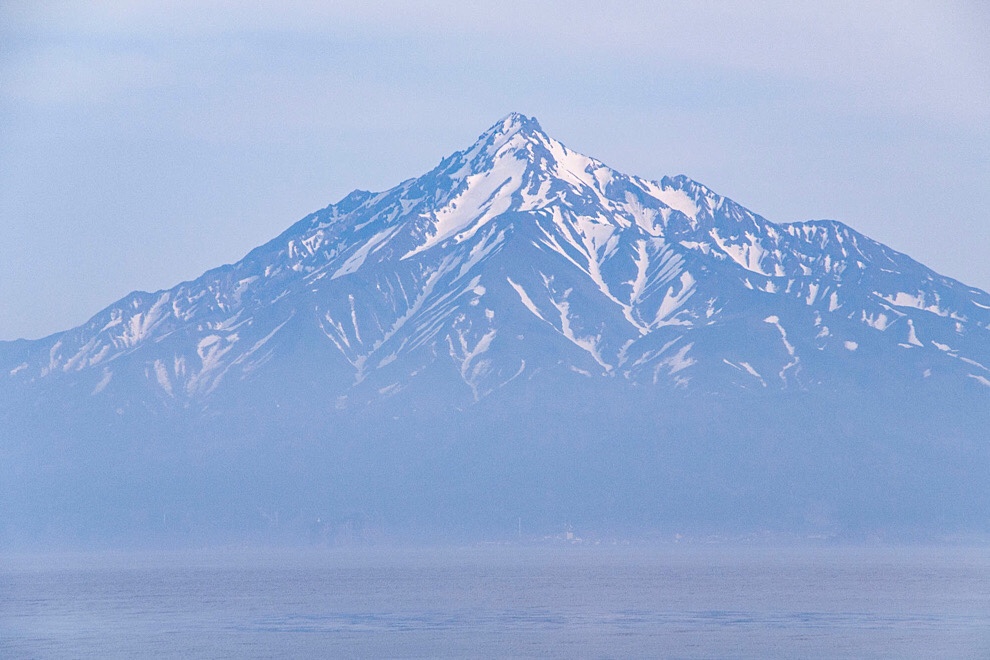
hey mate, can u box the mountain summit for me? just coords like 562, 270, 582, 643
5, 113, 989, 405
2, 114, 989, 544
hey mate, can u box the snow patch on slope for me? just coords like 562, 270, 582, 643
638, 180, 699, 219
405, 145, 527, 257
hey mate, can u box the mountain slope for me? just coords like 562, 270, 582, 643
2, 113, 989, 544
4, 113, 990, 408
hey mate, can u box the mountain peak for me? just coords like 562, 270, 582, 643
461, 112, 549, 161
5, 113, 990, 543
492, 111, 544, 137
7, 113, 990, 401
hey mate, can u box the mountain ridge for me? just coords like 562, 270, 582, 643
2, 113, 989, 544
4, 112, 989, 406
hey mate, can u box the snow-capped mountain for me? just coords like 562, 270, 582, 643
4, 113, 990, 407
3, 113, 989, 543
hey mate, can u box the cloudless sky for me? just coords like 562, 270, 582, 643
1, 1, 988, 340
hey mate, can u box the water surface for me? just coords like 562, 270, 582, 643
2, 545, 988, 658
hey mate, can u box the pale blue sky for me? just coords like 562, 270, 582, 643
1, 1, 988, 340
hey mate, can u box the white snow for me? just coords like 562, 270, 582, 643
348, 295, 362, 344
544, 136, 611, 198
861, 312, 891, 331
658, 342, 695, 376
378, 382, 403, 396
332, 226, 399, 279
623, 193, 663, 236
652, 272, 696, 328
738, 361, 765, 384
709, 229, 770, 275
549, 295, 611, 371
100, 314, 123, 332
235, 315, 293, 369
197, 334, 220, 354
958, 356, 989, 371
905, 319, 923, 347
447, 326, 497, 401
153, 360, 173, 396
119, 294, 171, 348
764, 316, 795, 356
724, 359, 766, 386
456, 228, 506, 279
878, 291, 949, 317
232, 276, 258, 305
507, 277, 548, 323
765, 315, 800, 381
42, 340, 63, 377
679, 240, 712, 255
638, 180, 700, 220
829, 291, 840, 312
404, 145, 527, 258
20, 115, 990, 406
185, 333, 237, 395
91, 369, 113, 395
628, 240, 650, 306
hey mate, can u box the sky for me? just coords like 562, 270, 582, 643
1, 1, 988, 340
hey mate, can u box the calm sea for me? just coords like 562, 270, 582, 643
2, 545, 988, 658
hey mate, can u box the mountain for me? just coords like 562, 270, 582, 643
2, 113, 989, 546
